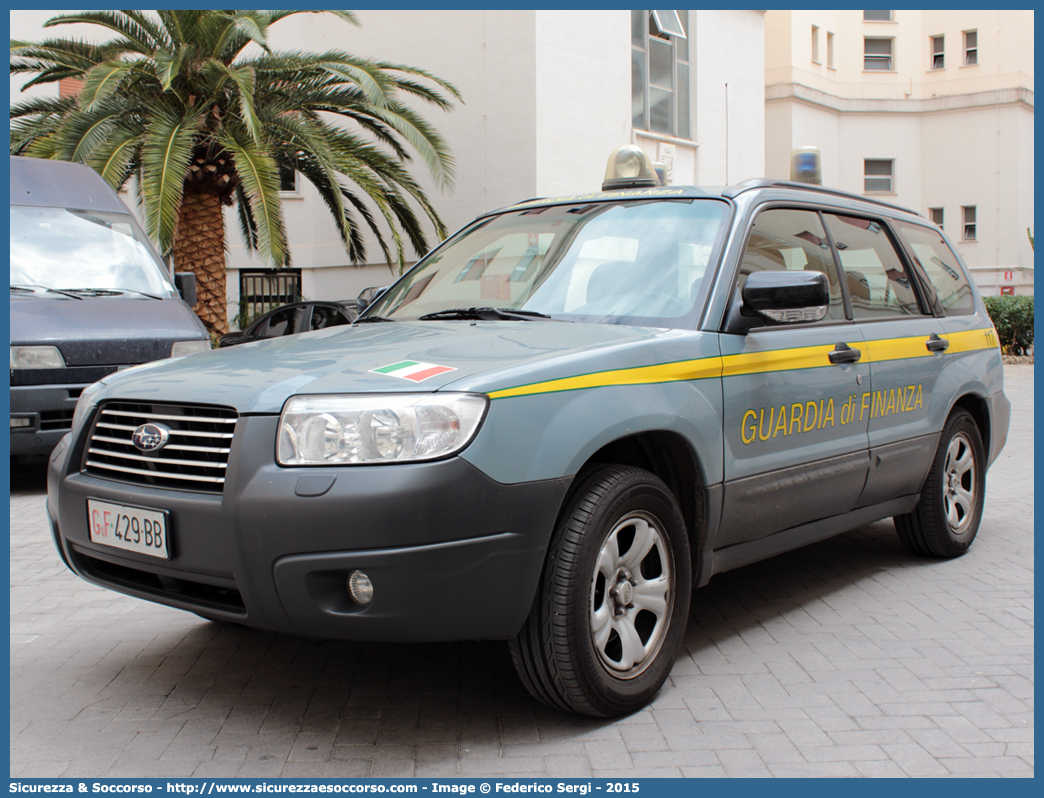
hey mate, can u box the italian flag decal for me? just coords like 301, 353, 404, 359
371, 360, 457, 383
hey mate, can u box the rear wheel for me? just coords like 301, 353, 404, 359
895, 409, 985, 558
509, 466, 691, 717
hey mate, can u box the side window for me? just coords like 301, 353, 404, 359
310, 306, 352, 331
738, 208, 844, 321
822, 214, 923, 318
262, 307, 301, 337
895, 222, 975, 316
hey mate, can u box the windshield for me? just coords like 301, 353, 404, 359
367, 199, 729, 325
10, 206, 177, 297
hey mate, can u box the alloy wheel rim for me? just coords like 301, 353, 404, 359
943, 431, 977, 536
590, 511, 673, 679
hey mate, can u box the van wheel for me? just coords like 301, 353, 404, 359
509, 466, 691, 717
895, 409, 985, 558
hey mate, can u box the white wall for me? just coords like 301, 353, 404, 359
764, 9, 1034, 293
693, 10, 766, 185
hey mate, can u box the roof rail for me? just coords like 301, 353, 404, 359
722, 178, 921, 217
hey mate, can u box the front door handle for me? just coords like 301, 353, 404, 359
828, 342, 862, 365
926, 333, 950, 353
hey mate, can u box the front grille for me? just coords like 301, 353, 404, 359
84, 401, 237, 493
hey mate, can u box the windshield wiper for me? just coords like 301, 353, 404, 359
419, 307, 552, 321
354, 314, 396, 324
63, 288, 125, 297
10, 284, 83, 300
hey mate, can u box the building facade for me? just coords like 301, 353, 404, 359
764, 10, 1034, 295
10, 10, 766, 324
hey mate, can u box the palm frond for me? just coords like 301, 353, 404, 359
139, 106, 199, 252
154, 46, 186, 90
45, 11, 159, 54
217, 127, 286, 266
226, 65, 263, 146
368, 102, 456, 191
87, 123, 143, 188
234, 181, 260, 254
78, 60, 134, 111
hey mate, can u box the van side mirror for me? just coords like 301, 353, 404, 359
725, 271, 829, 334
357, 285, 389, 314
174, 273, 197, 308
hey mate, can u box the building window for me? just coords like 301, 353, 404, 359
962, 206, 977, 240
863, 10, 893, 22
631, 10, 690, 139
929, 208, 944, 229
964, 30, 978, 65
812, 25, 820, 63
278, 164, 297, 193
864, 159, 894, 193
931, 36, 945, 70
864, 38, 893, 70
827, 32, 835, 68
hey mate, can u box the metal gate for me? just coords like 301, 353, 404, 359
238, 269, 302, 325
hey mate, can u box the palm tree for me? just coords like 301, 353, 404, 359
11, 10, 459, 334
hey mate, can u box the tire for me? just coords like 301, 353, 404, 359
509, 465, 692, 717
895, 409, 985, 558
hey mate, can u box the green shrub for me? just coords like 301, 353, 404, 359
982, 295, 1034, 355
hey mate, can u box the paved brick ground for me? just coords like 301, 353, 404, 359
10, 366, 1033, 778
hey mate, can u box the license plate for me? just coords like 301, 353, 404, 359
87, 499, 170, 559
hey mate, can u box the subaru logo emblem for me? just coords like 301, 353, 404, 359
131, 423, 171, 452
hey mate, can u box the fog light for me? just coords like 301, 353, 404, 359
347, 570, 374, 605
11, 416, 32, 429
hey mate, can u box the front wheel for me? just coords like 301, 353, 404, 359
895, 409, 986, 558
509, 466, 692, 717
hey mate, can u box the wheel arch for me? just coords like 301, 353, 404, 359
951, 392, 990, 455
568, 430, 708, 583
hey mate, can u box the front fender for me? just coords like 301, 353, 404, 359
459, 377, 724, 485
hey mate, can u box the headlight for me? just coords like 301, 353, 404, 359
71, 380, 107, 434
278, 394, 488, 465
171, 340, 211, 357
10, 345, 66, 369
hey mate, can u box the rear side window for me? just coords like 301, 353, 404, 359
822, 214, 923, 318
738, 208, 845, 321
895, 222, 975, 316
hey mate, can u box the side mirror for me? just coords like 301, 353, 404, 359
174, 273, 197, 308
357, 285, 389, 315
725, 271, 829, 334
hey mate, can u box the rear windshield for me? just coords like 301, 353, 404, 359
10, 206, 177, 298
368, 199, 730, 326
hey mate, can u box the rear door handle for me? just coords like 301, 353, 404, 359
926, 333, 950, 353
828, 342, 862, 365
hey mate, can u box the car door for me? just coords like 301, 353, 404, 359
718, 207, 870, 548
820, 213, 946, 507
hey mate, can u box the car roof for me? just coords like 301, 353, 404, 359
490, 179, 922, 222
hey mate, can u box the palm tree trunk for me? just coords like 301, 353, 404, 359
173, 190, 228, 336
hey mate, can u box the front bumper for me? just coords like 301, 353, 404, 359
10, 383, 86, 456
48, 415, 570, 641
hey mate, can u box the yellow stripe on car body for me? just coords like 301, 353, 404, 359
487, 328, 998, 400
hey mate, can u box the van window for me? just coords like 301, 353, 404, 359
895, 221, 975, 316
10, 206, 176, 298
